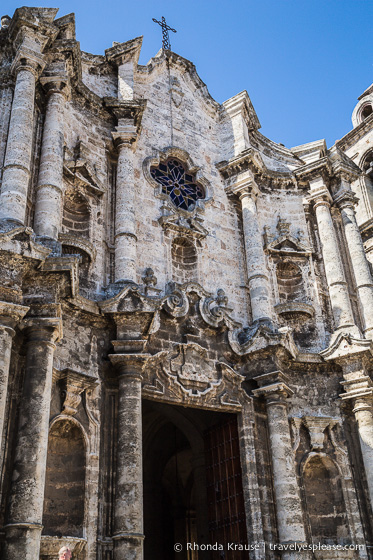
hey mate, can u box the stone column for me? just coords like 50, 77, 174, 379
3, 314, 62, 560
308, 181, 360, 338
0, 301, 29, 453
112, 120, 138, 284
0, 54, 44, 229
253, 372, 310, 560
339, 353, 373, 508
335, 185, 373, 337
109, 352, 148, 560
33, 77, 69, 247
237, 400, 265, 560
232, 176, 272, 323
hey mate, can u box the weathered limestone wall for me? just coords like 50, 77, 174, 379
1, 7, 373, 560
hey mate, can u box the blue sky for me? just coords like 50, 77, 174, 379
2, 0, 372, 148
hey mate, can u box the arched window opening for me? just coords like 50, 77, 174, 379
62, 190, 90, 239
171, 237, 198, 284
361, 104, 373, 122
42, 420, 85, 538
303, 455, 349, 544
276, 262, 304, 302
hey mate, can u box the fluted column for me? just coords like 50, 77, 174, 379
109, 352, 148, 560
308, 181, 360, 338
33, 78, 69, 247
0, 54, 44, 229
0, 302, 29, 453
335, 185, 373, 337
3, 314, 62, 560
232, 177, 272, 323
112, 120, 137, 284
253, 372, 311, 560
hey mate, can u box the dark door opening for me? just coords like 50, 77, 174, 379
143, 400, 248, 560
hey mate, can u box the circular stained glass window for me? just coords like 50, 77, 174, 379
150, 158, 205, 211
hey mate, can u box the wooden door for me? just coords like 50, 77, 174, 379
204, 417, 248, 559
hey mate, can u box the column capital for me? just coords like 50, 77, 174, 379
22, 315, 63, 346
40, 75, 70, 100
306, 183, 333, 209
252, 370, 294, 403
11, 46, 46, 78
333, 182, 359, 211
108, 351, 150, 379
229, 171, 260, 200
340, 375, 373, 402
112, 118, 137, 147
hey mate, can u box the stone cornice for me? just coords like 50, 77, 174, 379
222, 90, 261, 131
293, 157, 332, 185
336, 112, 373, 152
105, 36, 143, 67
216, 147, 293, 184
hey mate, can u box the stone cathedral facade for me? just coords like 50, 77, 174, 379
1, 6, 373, 560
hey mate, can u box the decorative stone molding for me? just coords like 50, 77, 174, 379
63, 141, 105, 197
54, 368, 99, 416
142, 344, 246, 411
275, 301, 315, 319
58, 232, 97, 263
264, 216, 312, 257
303, 416, 338, 451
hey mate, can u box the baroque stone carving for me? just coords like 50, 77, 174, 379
142, 343, 246, 411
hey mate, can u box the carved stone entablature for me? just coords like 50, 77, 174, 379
63, 141, 105, 197
264, 217, 312, 257
143, 147, 212, 239
216, 147, 295, 187
142, 343, 246, 411
54, 367, 99, 416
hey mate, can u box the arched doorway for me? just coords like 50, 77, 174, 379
143, 401, 248, 560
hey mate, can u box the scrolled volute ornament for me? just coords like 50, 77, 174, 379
163, 283, 189, 317
200, 288, 229, 328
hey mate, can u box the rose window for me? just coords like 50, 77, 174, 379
150, 158, 205, 211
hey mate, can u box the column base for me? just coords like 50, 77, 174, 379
113, 532, 144, 560
3, 522, 43, 560
0, 218, 24, 233
34, 235, 62, 255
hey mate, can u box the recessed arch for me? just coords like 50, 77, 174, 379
302, 453, 350, 544
42, 417, 86, 538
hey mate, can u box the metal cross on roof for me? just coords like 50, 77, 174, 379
152, 16, 177, 52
